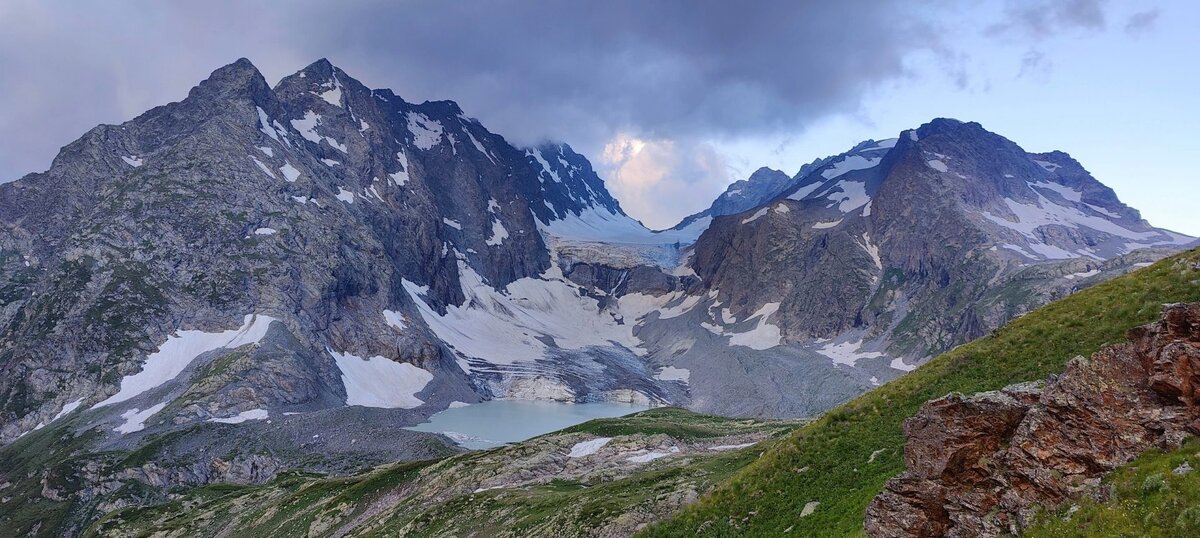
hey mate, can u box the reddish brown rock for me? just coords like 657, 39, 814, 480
865, 303, 1200, 537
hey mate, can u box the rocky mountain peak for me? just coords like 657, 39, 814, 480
912, 116, 971, 138
670, 166, 792, 231
531, 141, 626, 218
186, 57, 272, 104
686, 117, 1191, 383
274, 58, 363, 108
749, 165, 786, 179
302, 57, 337, 77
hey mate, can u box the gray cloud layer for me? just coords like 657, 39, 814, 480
0, 0, 1138, 192
0, 0, 948, 181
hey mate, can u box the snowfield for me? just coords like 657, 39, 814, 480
209, 408, 269, 424
816, 339, 885, 367
404, 262, 644, 370
98, 315, 276, 407
653, 366, 691, 383
331, 350, 433, 409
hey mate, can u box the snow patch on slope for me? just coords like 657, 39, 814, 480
279, 163, 301, 182
291, 111, 347, 153
817, 339, 884, 367
98, 315, 276, 407
983, 195, 1160, 242
1063, 269, 1100, 280
568, 437, 612, 458
316, 76, 342, 107
209, 409, 269, 424
821, 155, 881, 179
1030, 181, 1082, 202
529, 147, 562, 183
331, 350, 432, 409
390, 151, 410, 185
627, 446, 680, 463
383, 310, 407, 330
251, 157, 276, 179
741, 207, 770, 224
654, 366, 691, 383
727, 303, 782, 350
1033, 159, 1061, 171
788, 180, 825, 201
406, 112, 444, 150
115, 403, 167, 434
824, 181, 871, 212
53, 399, 84, 422
486, 219, 509, 246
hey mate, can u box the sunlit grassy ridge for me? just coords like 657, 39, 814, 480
642, 248, 1200, 537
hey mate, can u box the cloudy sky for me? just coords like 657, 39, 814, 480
1, 0, 1196, 232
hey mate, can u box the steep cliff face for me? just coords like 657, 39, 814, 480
866, 302, 1200, 537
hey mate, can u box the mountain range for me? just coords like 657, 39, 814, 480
0, 58, 1194, 535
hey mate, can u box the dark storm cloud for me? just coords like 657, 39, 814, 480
298, 0, 944, 145
0, 0, 951, 181
0, 0, 1126, 184
986, 0, 1109, 39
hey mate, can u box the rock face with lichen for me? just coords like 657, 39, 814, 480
865, 302, 1200, 537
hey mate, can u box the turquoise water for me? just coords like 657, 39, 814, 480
406, 400, 652, 450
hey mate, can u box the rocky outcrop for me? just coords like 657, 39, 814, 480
865, 302, 1200, 537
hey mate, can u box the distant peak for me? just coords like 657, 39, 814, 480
209, 57, 263, 79
297, 58, 333, 75
416, 99, 465, 117
913, 117, 988, 140
751, 166, 785, 176
272, 58, 375, 107
188, 58, 268, 101
1029, 150, 1083, 171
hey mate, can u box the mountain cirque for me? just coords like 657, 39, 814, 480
866, 302, 1200, 537
0, 56, 1193, 443
0, 57, 1193, 534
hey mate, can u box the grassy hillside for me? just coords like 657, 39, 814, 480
642, 248, 1200, 537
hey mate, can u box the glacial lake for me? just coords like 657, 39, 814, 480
406, 400, 652, 450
